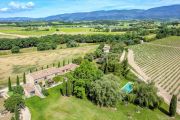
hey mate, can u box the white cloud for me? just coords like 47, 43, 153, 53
0, 8, 9, 12
9, 1, 35, 9
0, 1, 35, 12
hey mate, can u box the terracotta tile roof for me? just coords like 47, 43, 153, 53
24, 83, 35, 93
28, 64, 78, 80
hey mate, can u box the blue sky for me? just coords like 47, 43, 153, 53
0, 0, 180, 18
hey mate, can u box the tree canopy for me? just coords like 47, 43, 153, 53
89, 74, 121, 107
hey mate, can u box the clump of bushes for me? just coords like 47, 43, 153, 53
72, 57, 83, 65
11, 46, 20, 53
4, 94, 25, 112
42, 89, 49, 96
66, 40, 79, 48
37, 42, 57, 51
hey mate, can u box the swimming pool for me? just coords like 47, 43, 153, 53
121, 82, 133, 93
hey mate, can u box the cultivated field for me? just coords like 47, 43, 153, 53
129, 36, 180, 101
151, 36, 180, 48
0, 44, 98, 88
26, 85, 180, 120
0, 26, 125, 37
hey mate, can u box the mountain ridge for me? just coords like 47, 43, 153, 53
0, 4, 179, 22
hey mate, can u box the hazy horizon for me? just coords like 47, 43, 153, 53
0, 0, 180, 18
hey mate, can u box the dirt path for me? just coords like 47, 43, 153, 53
21, 107, 31, 120
0, 32, 28, 38
120, 50, 125, 63
127, 49, 150, 82
127, 49, 180, 114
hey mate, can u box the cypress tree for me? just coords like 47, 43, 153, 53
58, 62, 60, 68
41, 67, 43, 70
8, 77, 12, 91
53, 63, 55, 67
63, 60, 66, 66
15, 106, 19, 120
122, 59, 129, 77
16, 75, 20, 86
62, 79, 66, 96
23, 72, 26, 84
47, 65, 49, 68
169, 95, 177, 117
67, 80, 72, 96
103, 57, 108, 74
30, 69, 32, 73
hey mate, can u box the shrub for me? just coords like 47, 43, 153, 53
84, 53, 94, 62
51, 43, 57, 50
66, 40, 79, 48
72, 57, 83, 65
37, 43, 51, 51
42, 89, 49, 96
11, 46, 20, 53
12, 86, 24, 95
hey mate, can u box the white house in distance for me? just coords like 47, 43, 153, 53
23, 63, 78, 97
103, 45, 110, 53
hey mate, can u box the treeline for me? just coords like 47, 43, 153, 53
156, 27, 180, 39
0, 33, 141, 50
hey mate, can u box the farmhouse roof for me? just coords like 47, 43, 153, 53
28, 64, 78, 80
24, 83, 35, 93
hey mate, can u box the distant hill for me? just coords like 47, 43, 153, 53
0, 4, 179, 22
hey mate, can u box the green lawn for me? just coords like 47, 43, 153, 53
26, 81, 180, 120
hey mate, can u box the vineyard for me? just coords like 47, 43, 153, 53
129, 36, 180, 102
151, 36, 180, 47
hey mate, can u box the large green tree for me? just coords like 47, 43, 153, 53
4, 94, 25, 112
130, 82, 162, 109
89, 74, 120, 107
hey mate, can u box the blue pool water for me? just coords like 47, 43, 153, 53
121, 82, 133, 93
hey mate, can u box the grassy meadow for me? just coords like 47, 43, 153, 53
0, 43, 98, 89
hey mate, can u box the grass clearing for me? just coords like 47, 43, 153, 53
26, 84, 180, 120
0, 44, 98, 88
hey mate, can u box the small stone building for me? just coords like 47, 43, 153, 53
103, 45, 110, 53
